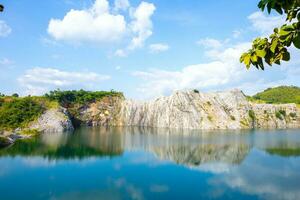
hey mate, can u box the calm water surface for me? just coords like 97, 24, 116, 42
0, 127, 300, 200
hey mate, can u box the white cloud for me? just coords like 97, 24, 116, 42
114, 0, 130, 11
133, 41, 251, 98
0, 20, 12, 37
18, 67, 110, 95
197, 38, 223, 49
48, 0, 156, 56
0, 58, 13, 66
48, 0, 127, 43
115, 49, 127, 57
149, 43, 169, 53
128, 2, 155, 50
248, 12, 285, 35
131, 10, 300, 99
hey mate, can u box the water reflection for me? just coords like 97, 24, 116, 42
0, 127, 300, 200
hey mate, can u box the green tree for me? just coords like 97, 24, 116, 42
240, 0, 300, 70
12, 93, 19, 98
0, 4, 3, 12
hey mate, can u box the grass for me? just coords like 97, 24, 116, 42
251, 86, 300, 104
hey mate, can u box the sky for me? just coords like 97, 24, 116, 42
0, 0, 300, 99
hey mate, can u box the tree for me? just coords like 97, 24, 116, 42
12, 93, 19, 98
0, 4, 3, 12
240, 0, 300, 70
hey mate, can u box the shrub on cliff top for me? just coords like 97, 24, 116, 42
44, 89, 123, 107
0, 97, 45, 130
252, 86, 300, 104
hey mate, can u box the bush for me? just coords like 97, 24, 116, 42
0, 97, 45, 130
44, 89, 123, 107
252, 86, 300, 104
289, 112, 297, 118
193, 89, 199, 93
275, 111, 284, 120
12, 93, 19, 98
248, 110, 255, 120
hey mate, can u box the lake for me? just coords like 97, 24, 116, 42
0, 127, 300, 200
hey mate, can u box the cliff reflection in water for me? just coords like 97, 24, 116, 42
1, 127, 300, 167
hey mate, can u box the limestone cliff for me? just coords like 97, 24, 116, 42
29, 107, 74, 132
113, 90, 299, 130
62, 89, 300, 130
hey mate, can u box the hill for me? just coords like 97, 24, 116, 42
252, 86, 300, 104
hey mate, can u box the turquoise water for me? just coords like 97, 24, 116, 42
0, 127, 300, 200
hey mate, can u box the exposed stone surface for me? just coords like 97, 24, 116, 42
112, 90, 299, 129
75, 96, 124, 126
50, 90, 300, 130
30, 107, 74, 132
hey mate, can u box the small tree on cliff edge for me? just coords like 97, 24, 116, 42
240, 0, 300, 70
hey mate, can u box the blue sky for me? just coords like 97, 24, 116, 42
0, 0, 299, 99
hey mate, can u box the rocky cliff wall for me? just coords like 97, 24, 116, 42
115, 90, 300, 130
54, 90, 300, 130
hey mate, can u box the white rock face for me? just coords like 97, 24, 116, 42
118, 90, 300, 130
30, 107, 74, 133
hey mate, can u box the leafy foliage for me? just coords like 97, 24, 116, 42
0, 97, 45, 130
248, 110, 256, 120
240, 0, 300, 69
252, 86, 300, 104
44, 89, 123, 107
275, 110, 285, 120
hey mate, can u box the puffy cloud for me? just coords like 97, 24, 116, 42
197, 38, 223, 49
128, 2, 155, 50
132, 10, 300, 99
48, 0, 127, 43
114, 0, 130, 11
248, 12, 285, 35
0, 20, 12, 37
133, 41, 250, 98
48, 0, 156, 55
149, 43, 169, 53
18, 67, 110, 95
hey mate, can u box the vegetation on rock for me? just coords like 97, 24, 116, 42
0, 97, 46, 131
251, 86, 300, 104
44, 89, 123, 107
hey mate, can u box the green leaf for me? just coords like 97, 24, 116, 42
270, 39, 278, 53
282, 51, 290, 61
256, 49, 267, 58
243, 55, 251, 69
251, 54, 258, 62
279, 29, 291, 37
293, 33, 300, 49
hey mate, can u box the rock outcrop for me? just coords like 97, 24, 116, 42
29, 107, 74, 132
115, 90, 300, 130
48, 90, 300, 130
